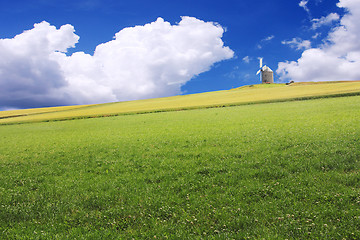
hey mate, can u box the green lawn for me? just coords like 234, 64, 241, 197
0, 96, 359, 239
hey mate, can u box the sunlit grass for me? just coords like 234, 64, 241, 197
0, 96, 359, 238
1, 81, 360, 124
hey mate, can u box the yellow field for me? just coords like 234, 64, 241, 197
0, 104, 93, 118
1, 81, 360, 124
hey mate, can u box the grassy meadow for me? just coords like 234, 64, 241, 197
0, 95, 359, 239
1, 81, 360, 125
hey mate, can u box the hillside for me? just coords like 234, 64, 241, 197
1, 81, 360, 124
0, 94, 359, 238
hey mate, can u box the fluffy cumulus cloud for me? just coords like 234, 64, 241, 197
277, 0, 360, 82
0, 17, 233, 109
0, 22, 79, 108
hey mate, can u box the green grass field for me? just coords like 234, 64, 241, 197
1, 81, 360, 125
0, 94, 359, 239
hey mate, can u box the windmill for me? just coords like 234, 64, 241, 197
256, 58, 274, 84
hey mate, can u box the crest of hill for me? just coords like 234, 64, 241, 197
1, 81, 360, 125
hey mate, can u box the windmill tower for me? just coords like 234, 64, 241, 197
256, 58, 274, 84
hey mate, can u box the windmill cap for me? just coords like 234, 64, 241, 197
262, 66, 273, 72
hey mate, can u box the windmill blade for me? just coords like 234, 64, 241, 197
259, 58, 263, 68
256, 69, 261, 75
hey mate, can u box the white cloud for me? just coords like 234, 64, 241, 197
299, 0, 310, 14
311, 13, 340, 29
257, 35, 275, 49
0, 21, 81, 108
277, 0, 360, 82
242, 56, 250, 63
312, 32, 321, 39
282, 38, 312, 50
264, 35, 275, 41
0, 17, 234, 109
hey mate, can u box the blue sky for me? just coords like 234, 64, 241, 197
1, 0, 359, 109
